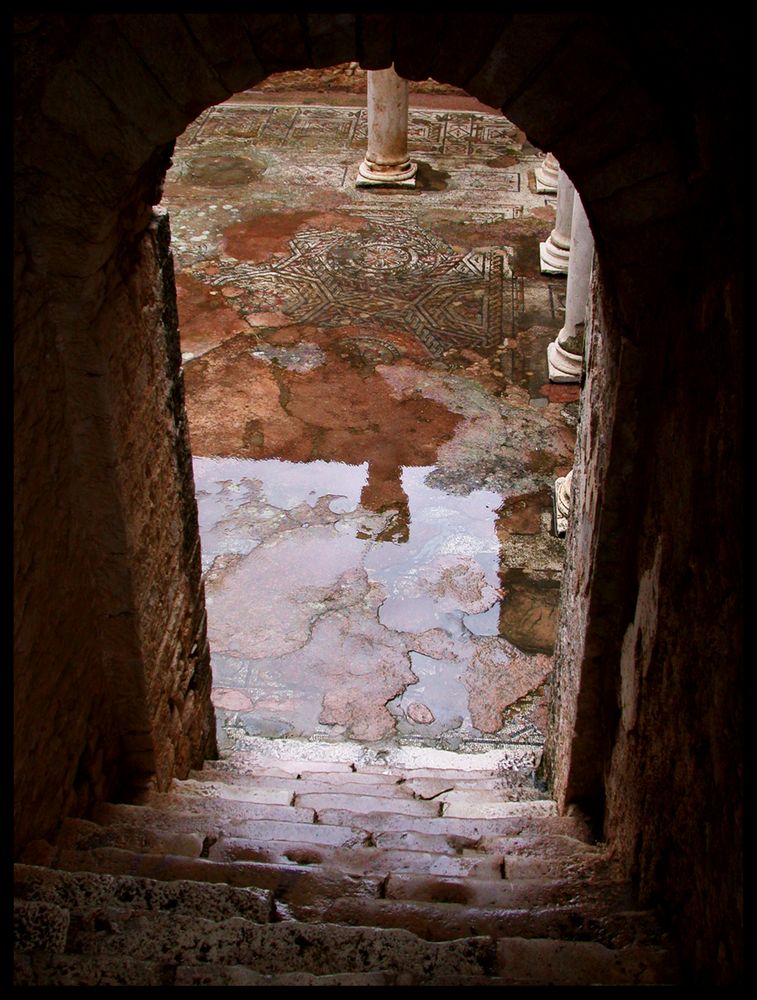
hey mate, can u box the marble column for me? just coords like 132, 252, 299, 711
534, 151, 559, 194
553, 469, 573, 537
357, 66, 417, 188
539, 169, 575, 275
547, 193, 593, 383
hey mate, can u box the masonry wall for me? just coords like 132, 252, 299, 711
546, 228, 743, 984
14, 190, 216, 854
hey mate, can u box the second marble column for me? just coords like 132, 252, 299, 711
547, 193, 594, 383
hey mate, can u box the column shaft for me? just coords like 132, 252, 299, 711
535, 151, 559, 193
357, 66, 417, 187
540, 169, 575, 274
547, 194, 594, 383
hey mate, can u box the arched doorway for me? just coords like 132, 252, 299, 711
14, 14, 742, 982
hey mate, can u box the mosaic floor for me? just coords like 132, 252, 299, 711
163, 86, 578, 762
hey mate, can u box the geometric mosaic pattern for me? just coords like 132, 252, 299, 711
182, 103, 522, 158
212, 216, 514, 356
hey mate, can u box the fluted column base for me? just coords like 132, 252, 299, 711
535, 152, 559, 194
547, 339, 583, 383
553, 469, 573, 537
356, 158, 417, 188
539, 234, 570, 275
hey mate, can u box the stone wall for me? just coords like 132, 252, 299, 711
546, 234, 743, 984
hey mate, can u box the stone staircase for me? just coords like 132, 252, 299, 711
14, 740, 679, 986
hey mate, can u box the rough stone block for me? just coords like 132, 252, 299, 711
14, 864, 274, 924
393, 14, 446, 81
14, 899, 69, 954
497, 937, 676, 985
465, 13, 581, 111
501, 23, 632, 151
14, 953, 168, 987
178, 14, 267, 95
115, 14, 232, 115
428, 15, 511, 90
356, 14, 394, 70
67, 19, 189, 146
305, 13, 357, 69
243, 13, 310, 75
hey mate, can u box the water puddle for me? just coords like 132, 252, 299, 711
195, 454, 553, 748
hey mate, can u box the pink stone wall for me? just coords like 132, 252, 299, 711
14, 208, 216, 853
545, 259, 743, 982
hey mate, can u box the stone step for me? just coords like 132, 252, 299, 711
54, 817, 207, 858
78, 799, 590, 850
14, 951, 524, 987
164, 781, 447, 817
14, 952, 171, 987
61, 909, 499, 977
101, 796, 317, 825
191, 765, 407, 786
206, 837, 504, 878
310, 808, 590, 840
13, 864, 274, 923
439, 795, 558, 819
495, 937, 678, 986
17, 898, 674, 986
188, 768, 526, 798
385, 871, 636, 912
89, 805, 369, 847
21, 845, 387, 906
288, 894, 657, 946
292, 791, 443, 817
212, 739, 535, 778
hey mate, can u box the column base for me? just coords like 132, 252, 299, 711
535, 176, 558, 194
547, 339, 583, 383
356, 160, 417, 188
539, 237, 570, 275
552, 472, 572, 537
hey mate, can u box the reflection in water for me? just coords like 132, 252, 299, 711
193, 455, 524, 743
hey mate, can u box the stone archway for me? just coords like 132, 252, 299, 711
14, 14, 742, 983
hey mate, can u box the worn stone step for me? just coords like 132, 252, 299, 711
64, 909, 498, 977
311, 808, 589, 840
88, 805, 368, 848
439, 794, 558, 819
189, 768, 523, 797
22, 845, 386, 907
14, 952, 171, 987
292, 791, 442, 817
206, 837, 504, 878
384, 871, 635, 912
14, 899, 69, 954
102, 795, 317, 826
477, 831, 602, 860
386, 871, 567, 911
14, 864, 274, 923
174, 966, 404, 986
169, 782, 447, 817
191, 765, 406, 786
496, 937, 677, 986
287, 894, 653, 945
213, 740, 531, 778
54, 817, 206, 858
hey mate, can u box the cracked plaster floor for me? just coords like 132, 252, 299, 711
163, 76, 579, 765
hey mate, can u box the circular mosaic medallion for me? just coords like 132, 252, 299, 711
322, 227, 447, 277
339, 336, 402, 366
